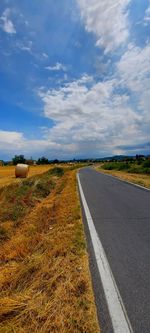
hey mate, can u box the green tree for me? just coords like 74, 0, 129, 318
52, 159, 59, 164
12, 155, 26, 165
37, 157, 49, 165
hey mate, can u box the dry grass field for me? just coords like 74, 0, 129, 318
0, 166, 100, 333
0, 165, 52, 188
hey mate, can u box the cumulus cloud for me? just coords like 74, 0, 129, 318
38, 74, 145, 157
117, 43, 150, 115
45, 62, 67, 71
118, 43, 150, 90
38, 42, 150, 157
0, 130, 23, 146
0, 130, 44, 154
117, 42, 150, 147
0, 8, 16, 34
77, 0, 131, 52
0, 130, 77, 159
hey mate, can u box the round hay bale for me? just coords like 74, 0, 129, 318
15, 164, 29, 178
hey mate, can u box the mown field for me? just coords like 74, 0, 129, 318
96, 160, 150, 189
0, 165, 100, 333
0, 165, 52, 187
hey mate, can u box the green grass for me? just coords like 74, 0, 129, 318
0, 167, 64, 228
102, 161, 150, 174
49, 166, 64, 176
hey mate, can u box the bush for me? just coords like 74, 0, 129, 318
142, 160, 150, 168
102, 162, 130, 171
142, 167, 150, 174
102, 160, 150, 175
49, 167, 64, 177
34, 179, 54, 198
117, 162, 130, 171
128, 166, 142, 174
102, 162, 117, 170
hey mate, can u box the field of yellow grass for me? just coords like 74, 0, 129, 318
0, 166, 100, 333
0, 165, 52, 187
95, 165, 150, 189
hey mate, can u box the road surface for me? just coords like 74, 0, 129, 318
78, 167, 150, 333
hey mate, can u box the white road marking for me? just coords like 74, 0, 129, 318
77, 173, 134, 333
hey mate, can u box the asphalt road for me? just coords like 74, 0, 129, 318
78, 167, 150, 333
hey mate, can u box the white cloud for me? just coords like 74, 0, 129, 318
45, 62, 67, 71
35, 32, 148, 159
20, 46, 31, 52
117, 42, 150, 110
17, 40, 33, 53
144, 4, 150, 25
0, 130, 23, 146
117, 43, 150, 144
42, 52, 48, 59
38, 74, 145, 156
77, 0, 131, 52
0, 130, 44, 153
0, 130, 77, 159
118, 43, 150, 84
1, 63, 149, 159
0, 8, 16, 34
25, 20, 29, 26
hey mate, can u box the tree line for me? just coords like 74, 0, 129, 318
0, 154, 150, 166
11, 155, 60, 165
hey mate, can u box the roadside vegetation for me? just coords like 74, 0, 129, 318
0, 165, 100, 333
102, 159, 150, 174
96, 159, 150, 189
0, 167, 63, 241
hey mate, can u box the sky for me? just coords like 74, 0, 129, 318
0, 0, 150, 160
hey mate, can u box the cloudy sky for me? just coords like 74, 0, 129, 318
0, 0, 150, 160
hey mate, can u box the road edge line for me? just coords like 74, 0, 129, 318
77, 173, 134, 333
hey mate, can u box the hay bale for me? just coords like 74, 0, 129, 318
15, 164, 29, 178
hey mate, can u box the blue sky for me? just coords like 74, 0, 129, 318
0, 0, 150, 160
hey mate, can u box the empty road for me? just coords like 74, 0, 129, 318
78, 168, 150, 333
